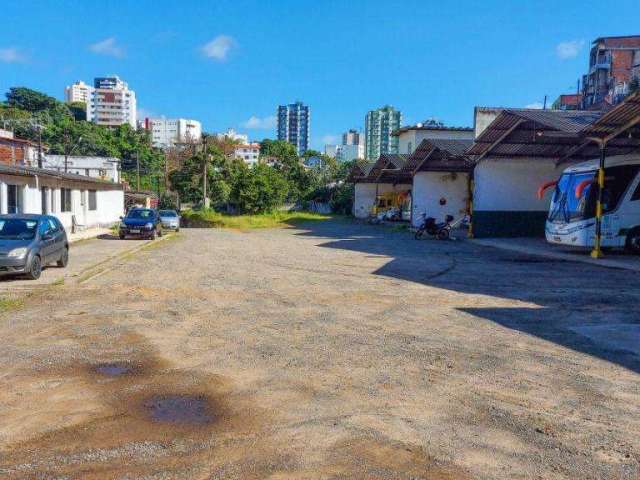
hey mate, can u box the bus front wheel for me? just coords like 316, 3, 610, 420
625, 227, 640, 255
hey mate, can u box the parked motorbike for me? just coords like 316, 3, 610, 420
414, 213, 455, 240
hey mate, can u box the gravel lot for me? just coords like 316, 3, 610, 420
1, 219, 639, 479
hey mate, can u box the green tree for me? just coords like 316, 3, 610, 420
67, 101, 87, 121
231, 163, 289, 213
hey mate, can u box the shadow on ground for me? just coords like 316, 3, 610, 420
293, 219, 640, 373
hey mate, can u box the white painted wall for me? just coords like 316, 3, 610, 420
474, 108, 503, 139
0, 174, 124, 231
353, 182, 412, 218
473, 157, 563, 211
411, 172, 469, 227
397, 129, 474, 155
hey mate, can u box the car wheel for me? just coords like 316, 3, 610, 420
57, 247, 69, 268
119, 233, 126, 240
625, 227, 640, 254
150, 229, 156, 240
158, 227, 163, 237
176, 227, 180, 232
27, 255, 42, 280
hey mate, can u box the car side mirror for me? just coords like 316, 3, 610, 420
43, 233, 53, 240
119, 216, 123, 220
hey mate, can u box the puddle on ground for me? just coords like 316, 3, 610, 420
93, 362, 140, 377
143, 394, 214, 425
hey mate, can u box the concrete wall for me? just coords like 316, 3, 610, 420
412, 172, 469, 227
474, 108, 503, 139
397, 129, 474, 155
473, 157, 563, 237
0, 174, 124, 231
353, 182, 412, 219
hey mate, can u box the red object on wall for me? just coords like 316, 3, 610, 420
537, 180, 557, 199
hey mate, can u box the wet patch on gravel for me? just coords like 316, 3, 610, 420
143, 394, 214, 425
92, 361, 143, 377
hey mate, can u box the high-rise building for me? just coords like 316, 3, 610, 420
140, 118, 202, 148
364, 105, 402, 160
277, 101, 310, 155
342, 129, 363, 147
64, 81, 93, 104
88, 76, 137, 128
581, 35, 640, 109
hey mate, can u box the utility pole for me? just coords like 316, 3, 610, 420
37, 123, 43, 168
64, 126, 69, 173
135, 151, 141, 191
202, 134, 210, 209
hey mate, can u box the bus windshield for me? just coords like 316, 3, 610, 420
548, 172, 595, 223
548, 164, 640, 224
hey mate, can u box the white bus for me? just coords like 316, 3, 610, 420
544, 155, 640, 253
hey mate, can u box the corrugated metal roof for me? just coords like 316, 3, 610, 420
467, 109, 604, 159
0, 164, 123, 189
503, 109, 602, 133
403, 139, 473, 173
584, 91, 640, 138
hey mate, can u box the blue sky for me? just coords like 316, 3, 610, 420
1, 0, 639, 149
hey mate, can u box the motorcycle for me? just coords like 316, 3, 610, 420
414, 213, 455, 240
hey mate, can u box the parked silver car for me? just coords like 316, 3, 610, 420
158, 210, 180, 231
0, 214, 69, 280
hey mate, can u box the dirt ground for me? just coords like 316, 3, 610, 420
1, 219, 639, 479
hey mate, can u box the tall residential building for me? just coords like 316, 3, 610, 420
342, 129, 363, 146
581, 35, 640, 109
215, 128, 249, 144
277, 101, 310, 155
88, 76, 137, 128
364, 105, 402, 160
140, 118, 202, 148
64, 81, 93, 104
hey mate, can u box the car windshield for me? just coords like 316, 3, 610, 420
127, 209, 154, 219
0, 218, 38, 240
159, 210, 177, 217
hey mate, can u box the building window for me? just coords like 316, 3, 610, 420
7, 184, 21, 214
61, 188, 72, 212
88, 190, 97, 210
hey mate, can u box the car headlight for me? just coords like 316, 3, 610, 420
145, 222, 154, 229
8, 247, 27, 258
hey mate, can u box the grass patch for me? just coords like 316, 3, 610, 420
0, 297, 24, 313
181, 210, 334, 230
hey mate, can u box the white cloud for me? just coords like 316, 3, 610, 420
89, 37, 125, 58
525, 102, 544, 109
322, 134, 339, 145
201, 35, 236, 61
0, 47, 27, 63
556, 40, 585, 60
242, 115, 277, 129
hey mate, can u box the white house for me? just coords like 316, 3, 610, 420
234, 143, 260, 165
402, 138, 474, 227
42, 155, 120, 183
0, 164, 124, 232
393, 123, 474, 156
467, 108, 604, 237
349, 154, 411, 219
140, 118, 202, 148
